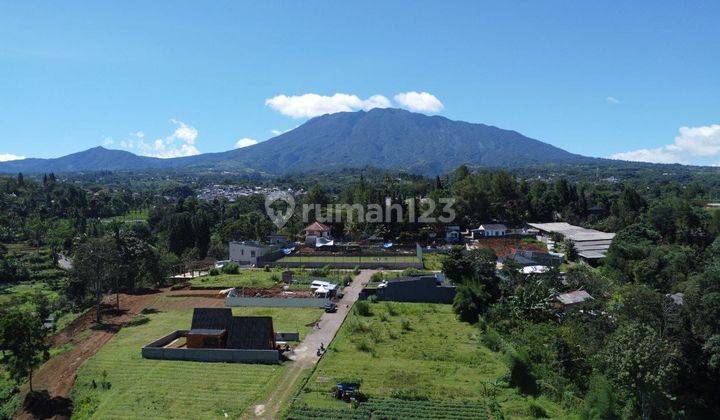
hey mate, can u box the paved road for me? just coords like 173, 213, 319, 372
250, 270, 375, 418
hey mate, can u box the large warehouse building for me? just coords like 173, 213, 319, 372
527, 222, 615, 262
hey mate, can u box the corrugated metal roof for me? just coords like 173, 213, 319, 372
556, 290, 593, 305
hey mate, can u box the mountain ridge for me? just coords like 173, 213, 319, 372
1, 108, 600, 175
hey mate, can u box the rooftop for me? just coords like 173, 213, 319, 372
556, 290, 593, 305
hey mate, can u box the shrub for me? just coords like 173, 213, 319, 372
581, 375, 619, 420
353, 266, 360, 275
263, 265, 271, 272
355, 338, 374, 353
347, 319, 372, 334
384, 302, 399, 316
480, 328, 504, 352
271, 274, 280, 282
506, 345, 538, 395
528, 401, 548, 418
126, 316, 149, 327
343, 275, 352, 286
222, 262, 240, 274
354, 300, 373, 317
400, 319, 413, 331
370, 272, 384, 282
208, 267, 220, 276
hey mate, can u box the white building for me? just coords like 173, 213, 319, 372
527, 222, 615, 261
472, 224, 508, 238
229, 241, 278, 266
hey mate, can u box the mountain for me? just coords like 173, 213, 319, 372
0, 146, 166, 173
0, 108, 597, 175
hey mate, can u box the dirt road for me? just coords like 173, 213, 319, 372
250, 270, 374, 419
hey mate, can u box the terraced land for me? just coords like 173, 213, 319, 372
288, 302, 569, 419
70, 306, 323, 419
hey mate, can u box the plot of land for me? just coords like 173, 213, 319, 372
289, 302, 568, 419
279, 255, 419, 263
70, 305, 323, 419
189, 270, 281, 288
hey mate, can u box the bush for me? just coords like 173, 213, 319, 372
355, 338, 374, 353
208, 267, 220, 276
126, 316, 149, 327
354, 300, 373, 316
506, 345, 538, 395
528, 401, 548, 418
222, 262, 240, 274
400, 319, 413, 331
264, 265, 271, 272
343, 275, 352, 286
353, 266, 360, 275
581, 375, 619, 420
370, 272, 384, 282
480, 328, 504, 352
384, 302, 399, 316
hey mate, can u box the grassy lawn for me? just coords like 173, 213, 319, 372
291, 302, 569, 419
278, 255, 419, 263
190, 270, 281, 288
101, 209, 150, 223
71, 306, 323, 419
422, 253, 446, 270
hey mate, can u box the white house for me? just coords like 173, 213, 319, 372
472, 224, 508, 238
303, 221, 332, 246
228, 241, 277, 266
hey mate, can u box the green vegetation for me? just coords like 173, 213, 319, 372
278, 255, 419, 263
421, 253, 445, 270
71, 306, 323, 419
292, 302, 568, 418
190, 269, 281, 289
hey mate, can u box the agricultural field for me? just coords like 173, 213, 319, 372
289, 302, 569, 419
71, 305, 324, 419
278, 255, 420, 264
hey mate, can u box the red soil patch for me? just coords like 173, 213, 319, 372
16, 291, 162, 419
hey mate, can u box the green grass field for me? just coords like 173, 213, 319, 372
190, 270, 281, 288
278, 255, 420, 263
290, 302, 569, 419
71, 306, 323, 419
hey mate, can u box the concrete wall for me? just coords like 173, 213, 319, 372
267, 261, 423, 269
141, 330, 280, 364
275, 332, 300, 341
224, 296, 330, 308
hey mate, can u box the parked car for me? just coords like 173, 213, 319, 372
324, 302, 338, 313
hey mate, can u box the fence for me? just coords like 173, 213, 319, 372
224, 296, 331, 308
141, 330, 280, 364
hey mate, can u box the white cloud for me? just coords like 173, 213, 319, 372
270, 126, 297, 136
393, 91, 444, 113
610, 124, 720, 165
606, 96, 621, 104
116, 120, 201, 158
265, 93, 391, 118
0, 153, 25, 162
235, 137, 258, 148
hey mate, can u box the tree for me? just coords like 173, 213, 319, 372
72, 237, 122, 323
0, 308, 50, 391
444, 247, 501, 323
601, 323, 679, 419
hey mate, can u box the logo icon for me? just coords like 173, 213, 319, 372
265, 191, 295, 229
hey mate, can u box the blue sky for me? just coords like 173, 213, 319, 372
1, 1, 719, 165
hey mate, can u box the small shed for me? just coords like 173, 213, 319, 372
555, 290, 593, 310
